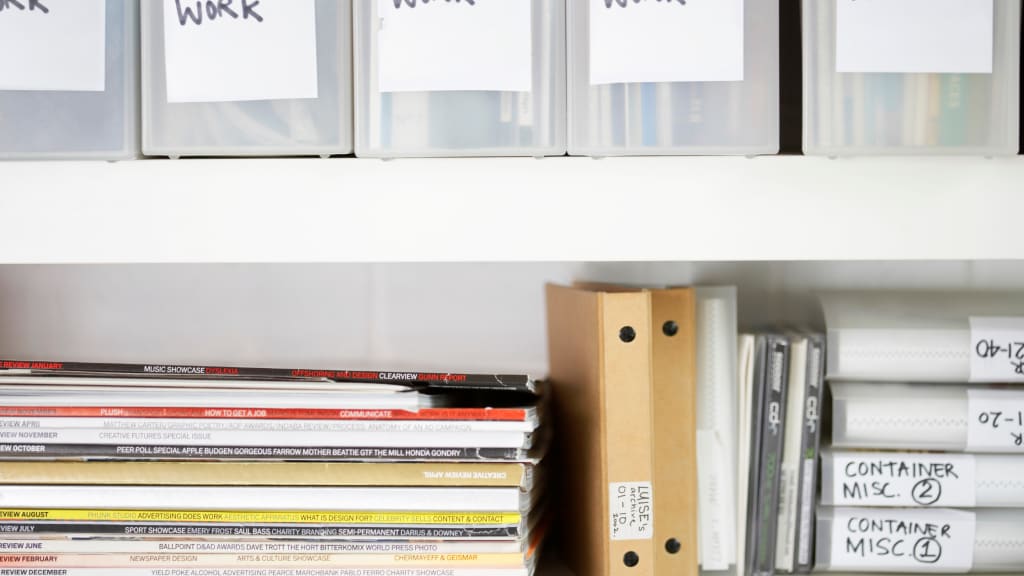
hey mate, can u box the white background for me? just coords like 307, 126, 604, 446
589, 0, 744, 85
378, 0, 532, 93
836, 0, 993, 73
162, 0, 319, 103
0, 0, 106, 91
2, 261, 1024, 376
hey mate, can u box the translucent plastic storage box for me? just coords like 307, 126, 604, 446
568, 0, 779, 156
0, 0, 138, 160
142, 0, 352, 157
803, 0, 1021, 156
354, 0, 566, 158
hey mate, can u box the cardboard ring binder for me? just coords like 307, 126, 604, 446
663, 321, 679, 337
549, 283, 699, 576
624, 551, 640, 567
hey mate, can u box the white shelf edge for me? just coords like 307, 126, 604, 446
1, 156, 1022, 264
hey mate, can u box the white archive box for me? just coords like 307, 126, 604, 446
803, 0, 1022, 156
815, 507, 1024, 573
354, 0, 566, 158
141, 0, 352, 158
821, 291, 1024, 383
568, 0, 779, 156
0, 0, 138, 160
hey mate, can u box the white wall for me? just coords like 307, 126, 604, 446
1, 261, 1022, 377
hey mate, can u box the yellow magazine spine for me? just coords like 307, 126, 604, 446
0, 509, 520, 525
0, 462, 527, 488
0, 552, 526, 568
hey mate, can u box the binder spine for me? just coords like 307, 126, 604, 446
602, 293, 656, 576
650, 289, 697, 576
794, 336, 825, 574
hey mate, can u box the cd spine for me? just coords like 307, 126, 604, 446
794, 336, 825, 574
752, 336, 790, 576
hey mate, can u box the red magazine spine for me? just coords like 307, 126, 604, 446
0, 406, 529, 421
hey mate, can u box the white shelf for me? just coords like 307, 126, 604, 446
2, 156, 1023, 263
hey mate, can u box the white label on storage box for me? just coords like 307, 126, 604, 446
828, 508, 975, 572
969, 317, 1024, 383
966, 388, 1024, 452
589, 0, 744, 85
377, 0, 532, 93
830, 452, 977, 507
609, 481, 653, 541
162, 0, 319, 103
0, 0, 106, 91
836, 0, 993, 74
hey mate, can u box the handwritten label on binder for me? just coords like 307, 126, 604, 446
609, 482, 653, 541
162, 0, 319, 103
830, 452, 977, 507
377, 0, 532, 93
836, 0, 993, 74
829, 508, 975, 572
966, 388, 1024, 452
969, 317, 1024, 383
588, 0, 743, 85
0, 0, 106, 91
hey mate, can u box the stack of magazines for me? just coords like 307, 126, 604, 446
0, 359, 548, 576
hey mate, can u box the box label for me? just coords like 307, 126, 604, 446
966, 388, 1024, 452
162, 0, 319, 103
830, 452, 977, 507
377, 0, 532, 93
0, 0, 106, 91
969, 317, 1024, 383
836, 0, 993, 74
609, 481, 653, 541
589, 0, 744, 85
829, 508, 975, 571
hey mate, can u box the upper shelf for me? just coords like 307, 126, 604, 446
2, 156, 1023, 264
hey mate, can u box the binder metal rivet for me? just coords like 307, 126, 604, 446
662, 320, 679, 337
665, 538, 681, 554
623, 551, 640, 567
619, 326, 637, 343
